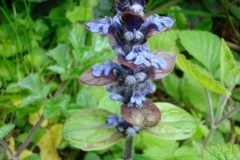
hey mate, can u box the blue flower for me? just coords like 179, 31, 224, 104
106, 114, 119, 127
126, 46, 153, 66
139, 81, 156, 96
92, 62, 120, 77
151, 57, 167, 70
130, 91, 145, 108
110, 94, 125, 102
142, 14, 174, 32
86, 18, 113, 35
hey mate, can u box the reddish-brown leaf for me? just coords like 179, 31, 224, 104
117, 57, 144, 69
148, 50, 176, 80
121, 99, 161, 128
79, 69, 118, 86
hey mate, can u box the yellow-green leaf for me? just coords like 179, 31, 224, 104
143, 103, 196, 140
177, 53, 230, 95
62, 109, 124, 151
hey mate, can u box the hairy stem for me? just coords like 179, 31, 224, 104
0, 140, 13, 156
123, 135, 133, 160
203, 89, 216, 146
15, 81, 68, 157
205, 89, 214, 127
203, 127, 216, 146
216, 106, 240, 126
15, 115, 44, 157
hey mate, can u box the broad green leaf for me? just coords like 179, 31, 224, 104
148, 30, 179, 52
66, 6, 92, 22
0, 124, 15, 139
16, 74, 41, 94
44, 95, 71, 119
177, 53, 230, 95
203, 144, 240, 160
47, 65, 65, 74
162, 73, 182, 102
69, 26, 86, 60
24, 154, 41, 160
179, 31, 221, 72
47, 44, 72, 69
221, 39, 240, 87
168, 6, 188, 29
144, 146, 200, 160
98, 92, 121, 115
20, 84, 51, 107
143, 103, 196, 140
62, 109, 124, 151
184, 75, 220, 113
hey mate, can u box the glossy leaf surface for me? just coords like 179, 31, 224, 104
143, 102, 196, 140
203, 144, 240, 160
62, 109, 124, 151
148, 50, 176, 80
121, 99, 161, 128
79, 69, 118, 86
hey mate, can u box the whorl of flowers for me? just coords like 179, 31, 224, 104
79, 0, 176, 135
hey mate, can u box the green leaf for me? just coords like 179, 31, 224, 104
44, 95, 71, 119
203, 144, 240, 160
179, 31, 221, 72
24, 154, 41, 160
84, 152, 101, 160
148, 30, 179, 52
97, 92, 121, 115
177, 53, 230, 95
143, 103, 196, 140
66, 6, 92, 22
221, 39, 240, 88
16, 74, 41, 94
184, 75, 220, 113
0, 124, 15, 139
62, 109, 124, 151
144, 146, 201, 160
69, 26, 86, 60
162, 73, 182, 102
47, 44, 72, 69
230, 6, 240, 20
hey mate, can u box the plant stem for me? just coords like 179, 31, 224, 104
216, 106, 240, 126
123, 135, 133, 160
203, 127, 216, 146
203, 89, 216, 146
15, 115, 44, 157
15, 81, 68, 157
0, 140, 13, 156
205, 89, 214, 127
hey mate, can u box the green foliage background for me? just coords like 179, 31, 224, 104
0, 0, 240, 160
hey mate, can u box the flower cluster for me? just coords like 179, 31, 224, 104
79, 0, 176, 135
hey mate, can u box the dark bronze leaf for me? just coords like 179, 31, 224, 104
148, 50, 176, 80
121, 99, 161, 128
79, 69, 118, 86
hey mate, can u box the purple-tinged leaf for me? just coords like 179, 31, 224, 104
121, 99, 161, 128
148, 51, 176, 80
79, 69, 118, 86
